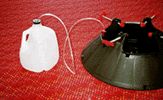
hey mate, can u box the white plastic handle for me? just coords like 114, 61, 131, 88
21, 30, 29, 49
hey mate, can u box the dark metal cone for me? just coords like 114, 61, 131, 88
81, 36, 163, 90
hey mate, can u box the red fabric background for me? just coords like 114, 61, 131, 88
0, 0, 163, 99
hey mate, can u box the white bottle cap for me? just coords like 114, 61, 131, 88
33, 19, 41, 24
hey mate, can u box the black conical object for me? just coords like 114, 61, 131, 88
81, 17, 163, 90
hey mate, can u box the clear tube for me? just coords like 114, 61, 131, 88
102, 15, 112, 21
63, 17, 105, 74
39, 13, 75, 74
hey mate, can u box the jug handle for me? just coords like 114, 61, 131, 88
21, 30, 29, 50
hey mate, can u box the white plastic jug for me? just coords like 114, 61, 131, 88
19, 19, 59, 72
19, 13, 105, 74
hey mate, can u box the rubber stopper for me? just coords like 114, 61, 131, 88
140, 22, 146, 27
101, 30, 106, 36
119, 22, 125, 28
102, 39, 114, 47
148, 32, 153, 38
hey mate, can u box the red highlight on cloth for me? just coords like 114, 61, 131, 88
102, 39, 114, 47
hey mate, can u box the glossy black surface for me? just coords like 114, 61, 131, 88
81, 17, 163, 90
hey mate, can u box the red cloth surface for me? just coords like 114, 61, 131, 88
1, 0, 163, 99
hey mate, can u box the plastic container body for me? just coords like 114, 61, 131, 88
20, 23, 59, 72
